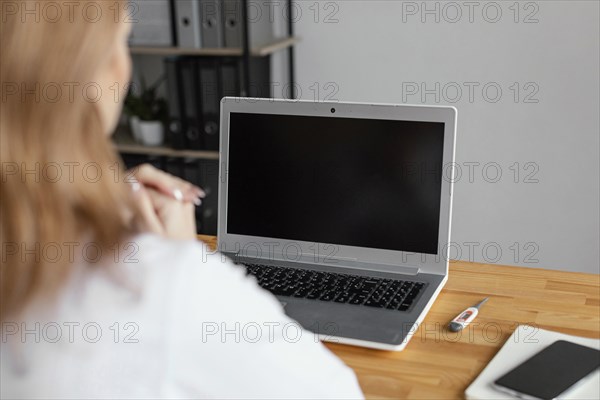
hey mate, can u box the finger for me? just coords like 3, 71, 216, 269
173, 176, 206, 200
145, 187, 197, 240
169, 178, 204, 203
130, 180, 164, 235
132, 164, 205, 203
143, 185, 171, 212
179, 181, 204, 206
132, 164, 185, 199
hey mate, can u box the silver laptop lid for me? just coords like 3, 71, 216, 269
218, 98, 457, 276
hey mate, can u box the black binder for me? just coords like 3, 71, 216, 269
197, 59, 221, 151
181, 58, 204, 150
200, 0, 223, 47
220, 58, 240, 98
165, 57, 187, 149
248, 56, 271, 98
166, 55, 272, 151
222, 0, 242, 48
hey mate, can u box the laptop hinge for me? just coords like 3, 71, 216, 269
226, 252, 421, 276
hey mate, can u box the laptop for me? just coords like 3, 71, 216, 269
217, 98, 457, 351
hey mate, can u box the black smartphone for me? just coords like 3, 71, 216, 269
493, 340, 599, 400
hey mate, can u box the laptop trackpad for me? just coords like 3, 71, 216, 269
281, 299, 416, 345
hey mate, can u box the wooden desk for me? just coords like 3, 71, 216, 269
198, 235, 600, 399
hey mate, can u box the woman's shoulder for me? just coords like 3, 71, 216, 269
128, 233, 213, 265
127, 234, 249, 284
122, 233, 283, 315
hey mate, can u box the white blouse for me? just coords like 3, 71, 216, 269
1, 234, 364, 399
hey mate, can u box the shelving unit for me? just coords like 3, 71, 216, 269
113, 128, 219, 160
129, 36, 299, 58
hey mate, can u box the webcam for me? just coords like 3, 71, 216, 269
330, 108, 336, 113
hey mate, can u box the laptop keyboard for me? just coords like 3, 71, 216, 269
243, 263, 425, 311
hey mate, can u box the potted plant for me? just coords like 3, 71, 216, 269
123, 75, 168, 146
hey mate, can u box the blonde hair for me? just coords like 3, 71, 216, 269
1, 0, 138, 319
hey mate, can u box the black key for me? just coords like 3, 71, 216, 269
383, 286, 397, 296
334, 294, 350, 303
270, 287, 287, 296
293, 289, 309, 298
314, 284, 327, 293
348, 287, 369, 295
362, 283, 380, 291
364, 299, 386, 308
371, 290, 385, 300
381, 295, 394, 304
392, 294, 406, 304
387, 299, 401, 310
320, 291, 337, 302
306, 291, 320, 299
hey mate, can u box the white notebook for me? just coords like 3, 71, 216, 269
465, 325, 600, 400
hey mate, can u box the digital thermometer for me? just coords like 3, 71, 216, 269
448, 297, 489, 332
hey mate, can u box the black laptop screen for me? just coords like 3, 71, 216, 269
227, 112, 445, 254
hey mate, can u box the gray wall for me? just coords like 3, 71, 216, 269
293, 1, 599, 273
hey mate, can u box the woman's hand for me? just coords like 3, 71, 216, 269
131, 163, 205, 205
128, 164, 202, 240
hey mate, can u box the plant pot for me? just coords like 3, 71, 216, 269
137, 120, 164, 146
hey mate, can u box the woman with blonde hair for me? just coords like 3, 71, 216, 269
0, 1, 363, 398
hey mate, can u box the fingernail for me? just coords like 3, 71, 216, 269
195, 187, 206, 198
193, 197, 202, 206
173, 188, 183, 201
130, 179, 141, 193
